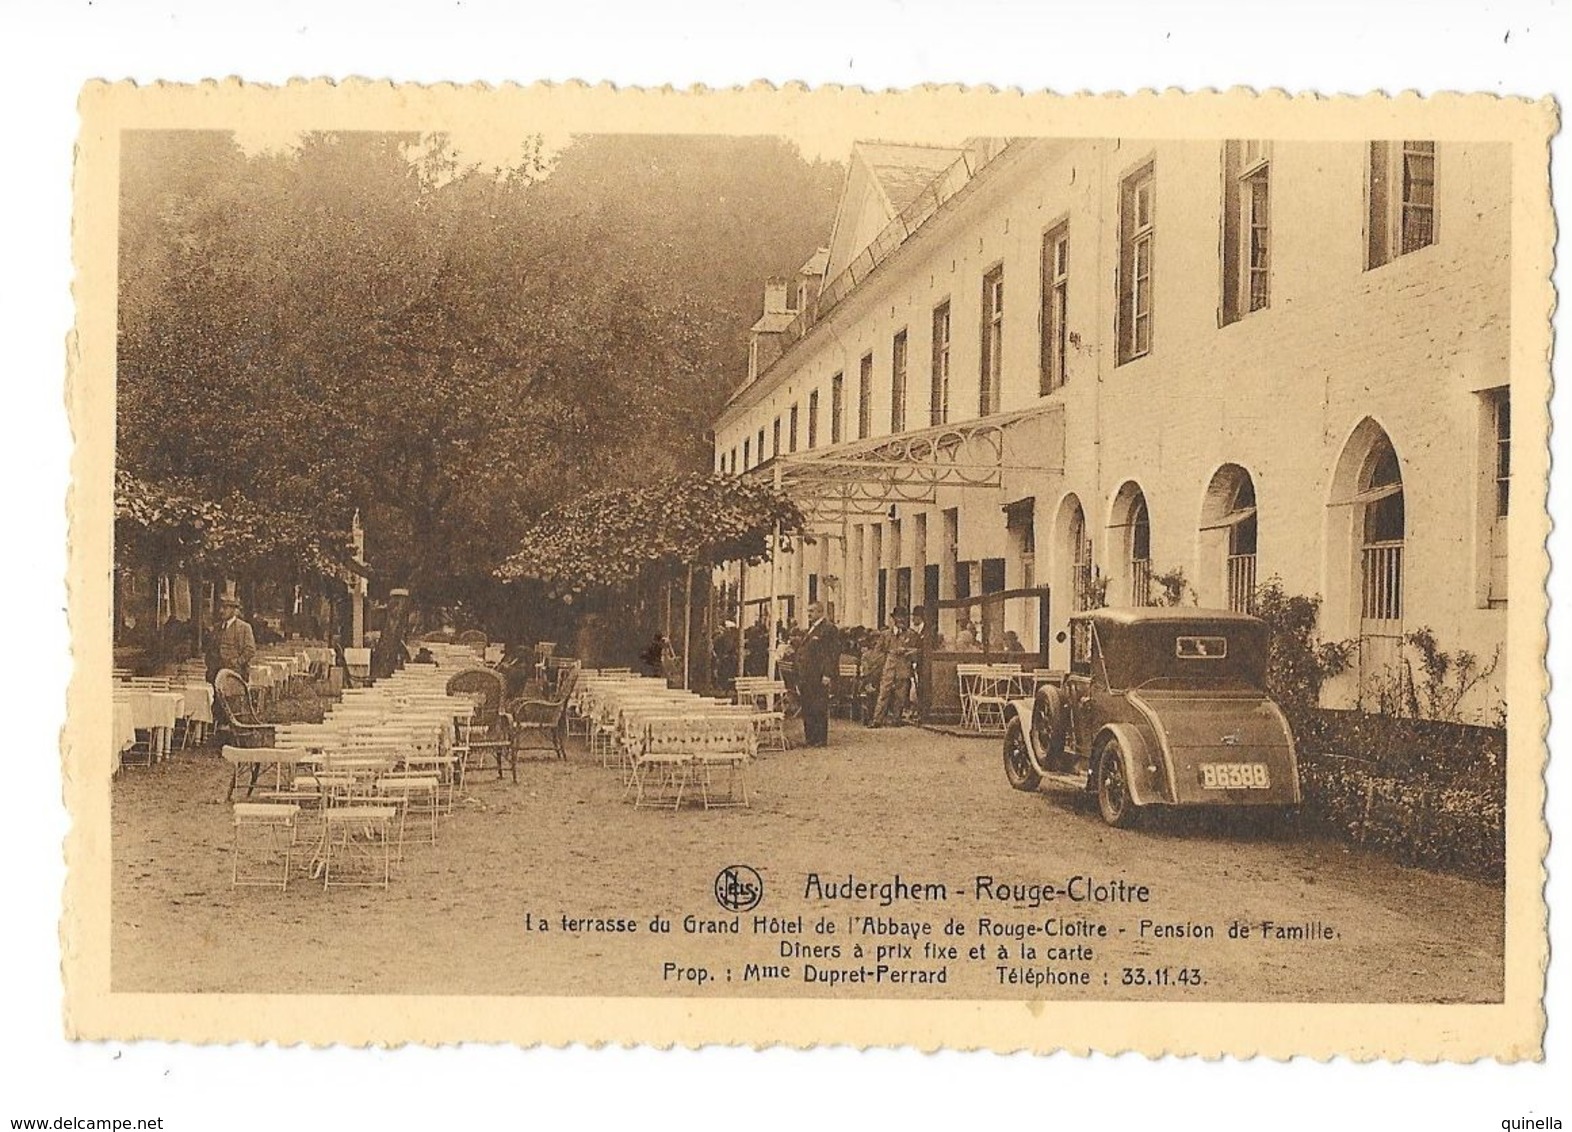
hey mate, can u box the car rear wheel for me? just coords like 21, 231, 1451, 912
1003, 717, 1042, 792
1095, 738, 1140, 828
1034, 686, 1072, 772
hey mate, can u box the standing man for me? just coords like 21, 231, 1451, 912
871, 608, 918, 727
207, 594, 257, 683
796, 601, 838, 747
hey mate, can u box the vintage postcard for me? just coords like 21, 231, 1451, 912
65, 81, 1555, 1058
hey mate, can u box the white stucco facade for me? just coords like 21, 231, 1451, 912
714, 137, 1511, 719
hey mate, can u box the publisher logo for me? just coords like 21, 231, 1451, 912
714, 865, 763, 912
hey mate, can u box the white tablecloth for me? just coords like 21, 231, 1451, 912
114, 688, 181, 730
111, 701, 135, 774
178, 681, 214, 724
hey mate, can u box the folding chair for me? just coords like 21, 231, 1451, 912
231, 803, 300, 890
629, 717, 694, 810
690, 718, 756, 809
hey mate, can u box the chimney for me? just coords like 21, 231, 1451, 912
764, 277, 790, 315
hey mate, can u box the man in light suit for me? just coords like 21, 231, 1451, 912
795, 602, 839, 748
207, 594, 257, 683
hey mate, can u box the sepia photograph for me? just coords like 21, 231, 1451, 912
62, 81, 1551, 1059
5, 1, 1569, 1126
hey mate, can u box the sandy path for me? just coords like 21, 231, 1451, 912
111, 722, 1502, 1002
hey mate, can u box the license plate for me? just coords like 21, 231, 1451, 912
1199, 762, 1270, 790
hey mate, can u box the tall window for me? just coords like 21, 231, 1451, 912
1487, 388, 1510, 606
772, 417, 782, 458
743, 437, 751, 468
807, 390, 820, 449
1368, 141, 1436, 268
890, 329, 909, 433
729, 447, 738, 474
831, 373, 844, 443
1129, 494, 1152, 606
1069, 504, 1094, 612
980, 266, 1004, 415
930, 302, 951, 425
1227, 476, 1258, 613
1118, 164, 1155, 364
788, 404, 799, 453
858, 353, 873, 440
757, 428, 766, 465
1040, 224, 1069, 394
1360, 436, 1405, 623
1221, 141, 1271, 323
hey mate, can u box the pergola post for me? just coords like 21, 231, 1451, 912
682, 562, 694, 689
768, 462, 783, 679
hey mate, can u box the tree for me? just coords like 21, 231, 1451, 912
115, 130, 842, 623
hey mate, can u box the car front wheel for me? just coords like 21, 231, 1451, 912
1095, 738, 1140, 828
1003, 717, 1042, 792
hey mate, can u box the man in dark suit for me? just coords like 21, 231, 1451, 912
207, 594, 257, 683
795, 601, 838, 747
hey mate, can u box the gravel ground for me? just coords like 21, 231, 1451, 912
111, 719, 1503, 1002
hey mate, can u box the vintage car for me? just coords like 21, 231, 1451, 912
1002, 607, 1299, 827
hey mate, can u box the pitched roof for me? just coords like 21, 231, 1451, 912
856, 142, 966, 212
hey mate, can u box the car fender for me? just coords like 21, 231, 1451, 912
1003, 698, 1042, 761
1093, 722, 1171, 806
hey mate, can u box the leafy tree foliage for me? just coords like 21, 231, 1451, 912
117, 129, 841, 615
498, 472, 807, 594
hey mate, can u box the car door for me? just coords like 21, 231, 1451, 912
1063, 619, 1097, 757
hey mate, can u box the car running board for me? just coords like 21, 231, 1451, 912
1041, 771, 1088, 791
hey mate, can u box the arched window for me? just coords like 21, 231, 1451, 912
1359, 435, 1405, 623
1199, 464, 1258, 612
1129, 494, 1152, 605
1053, 495, 1095, 615
1111, 481, 1152, 605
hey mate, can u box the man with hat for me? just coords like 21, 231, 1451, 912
207, 593, 257, 683
795, 601, 839, 747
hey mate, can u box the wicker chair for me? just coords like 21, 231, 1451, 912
509, 663, 581, 765
445, 667, 512, 781
457, 629, 489, 660
214, 668, 276, 799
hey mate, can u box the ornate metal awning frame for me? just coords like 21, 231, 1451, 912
747, 404, 1064, 530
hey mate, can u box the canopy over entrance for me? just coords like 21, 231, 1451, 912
746, 404, 1065, 529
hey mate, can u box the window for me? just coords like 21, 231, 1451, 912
1493, 389, 1511, 519
789, 404, 799, 453
890, 329, 908, 433
1221, 141, 1271, 323
743, 437, 751, 468
729, 447, 738, 474
1368, 141, 1436, 268
980, 266, 1004, 415
757, 428, 766, 465
807, 390, 819, 449
931, 302, 951, 425
1360, 436, 1405, 623
1118, 164, 1155, 363
1129, 494, 1152, 606
858, 353, 873, 440
1040, 223, 1069, 393
772, 417, 782, 459
1487, 388, 1510, 606
831, 373, 844, 443
1227, 476, 1258, 613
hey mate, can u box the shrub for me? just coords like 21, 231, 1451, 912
1251, 578, 1354, 725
